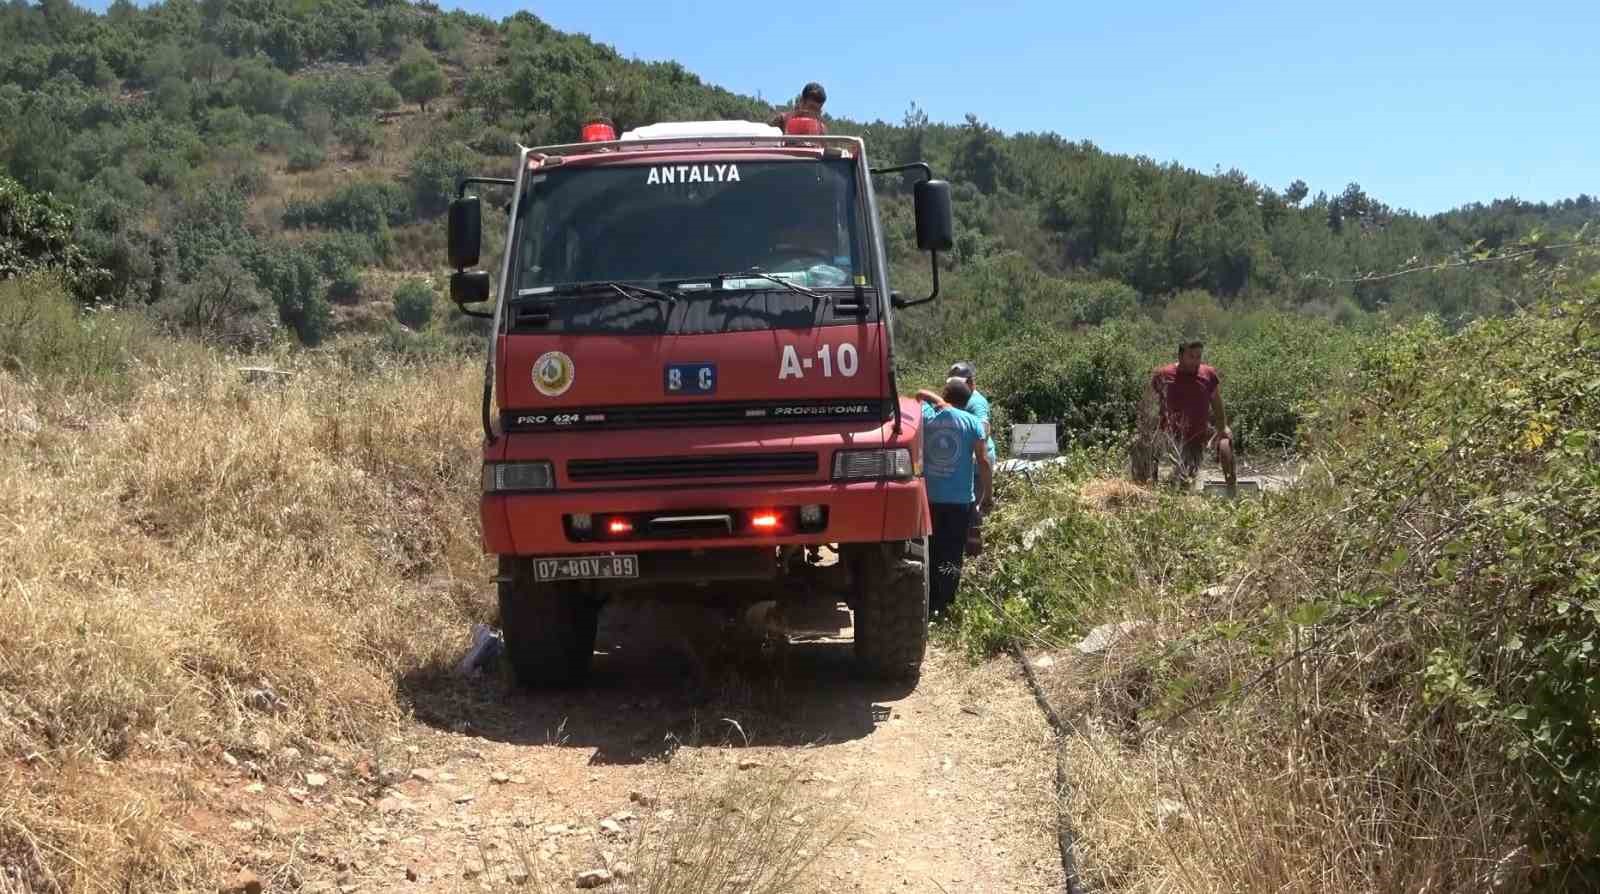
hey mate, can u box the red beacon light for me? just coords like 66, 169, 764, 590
782, 112, 825, 136
581, 115, 617, 143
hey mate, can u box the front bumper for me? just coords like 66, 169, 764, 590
482, 478, 929, 556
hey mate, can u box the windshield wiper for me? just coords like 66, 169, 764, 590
516, 280, 675, 304
715, 269, 827, 301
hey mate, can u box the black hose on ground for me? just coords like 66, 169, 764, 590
1010, 642, 1085, 894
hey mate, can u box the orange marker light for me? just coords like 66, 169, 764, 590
750, 512, 781, 531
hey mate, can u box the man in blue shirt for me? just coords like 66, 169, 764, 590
948, 360, 997, 511
915, 378, 994, 617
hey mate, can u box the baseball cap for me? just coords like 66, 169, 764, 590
948, 360, 977, 380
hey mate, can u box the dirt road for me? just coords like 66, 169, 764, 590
193, 601, 1061, 893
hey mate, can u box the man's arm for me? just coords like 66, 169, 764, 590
974, 438, 994, 511
915, 388, 948, 409
1210, 388, 1231, 442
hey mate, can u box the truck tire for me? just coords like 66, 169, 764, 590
849, 537, 929, 682
497, 556, 600, 688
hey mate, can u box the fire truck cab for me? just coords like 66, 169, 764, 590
446, 116, 954, 687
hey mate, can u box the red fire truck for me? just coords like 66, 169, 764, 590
446, 114, 954, 687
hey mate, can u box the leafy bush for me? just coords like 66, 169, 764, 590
283, 179, 412, 231
337, 116, 378, 161
408, 138, 477, 218
287, 140, 326, 172
326, 264, 363, 304
153, 255, 277, 349
1301, 285, 1600, 852
0, 174, 106, 300
245, 244, 330, 345
392, 278, 435, 329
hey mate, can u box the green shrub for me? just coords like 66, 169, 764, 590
0, 272, 163, 391
392, 278, 435, 329
287, 140, 326, 172
245, 244, 330, 345
284, 180, 412, 230
326, 264, 362, 304
408, 138, 476, 218
153, 255, 277, 349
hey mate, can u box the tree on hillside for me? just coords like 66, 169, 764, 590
1284, 179, 1309, 206
389, 44, 444, 113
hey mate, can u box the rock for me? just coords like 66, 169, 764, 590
1031, 654, 1055, 669
279, 747, 302, 763
249, 730, 273, 754
509, 775, 527, 785
489, 772, 510, 784
244, 782, 265, 795
405, 866, 419, 882
1074, 621, 1149, 655
612, 862, 634, 880
628, 790, 657, 808
599, 819, 624, 835
544, 823, 569, 835
612, 811, 636, 823
575, 868, 613, 888
230, 820, 255, 833
453, 791, 476, 804
736, 758, 763, 770
221, 751, 239, 768
245, 686, 286, 714
508, 868, 530, 884
304, 773, 329, 789
411, 768, 435, 783
219, 868, 263, 894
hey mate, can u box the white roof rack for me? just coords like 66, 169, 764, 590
619, 121, 782, 141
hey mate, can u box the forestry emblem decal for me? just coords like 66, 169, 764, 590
532, 351, 575, 397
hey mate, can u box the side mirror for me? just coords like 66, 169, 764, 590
450, 270, 492, 318
448, 196, 482, 270
913, 179, 954, 252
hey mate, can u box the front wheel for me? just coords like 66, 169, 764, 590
497, 556, 601, 688
846, 538, 929, 682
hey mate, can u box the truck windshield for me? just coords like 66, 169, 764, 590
514, 158, 863, 292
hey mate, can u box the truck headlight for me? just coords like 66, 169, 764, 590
832, 448, 913, 481
482, 461, 555, 492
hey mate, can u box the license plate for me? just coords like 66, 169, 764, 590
533, 554, 639, 582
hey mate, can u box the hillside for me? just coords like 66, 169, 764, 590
3, 0, 1596, 356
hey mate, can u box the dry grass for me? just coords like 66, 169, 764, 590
0, 346, 491, 890
1078, 477, 1154, 514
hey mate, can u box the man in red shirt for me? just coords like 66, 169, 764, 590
1132, 340, 1237, 491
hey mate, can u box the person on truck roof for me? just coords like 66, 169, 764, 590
768, 82, 828, 133
915, 378, 993, 618
1131, 340, 1238, 493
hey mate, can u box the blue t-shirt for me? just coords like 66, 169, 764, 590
921, 403, 987, 505
965, 390, 998, 464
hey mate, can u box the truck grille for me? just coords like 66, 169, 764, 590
568, 452, 817, 482
502, 398, 889, 432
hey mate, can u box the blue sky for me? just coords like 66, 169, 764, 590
79, 0, 1599, 214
